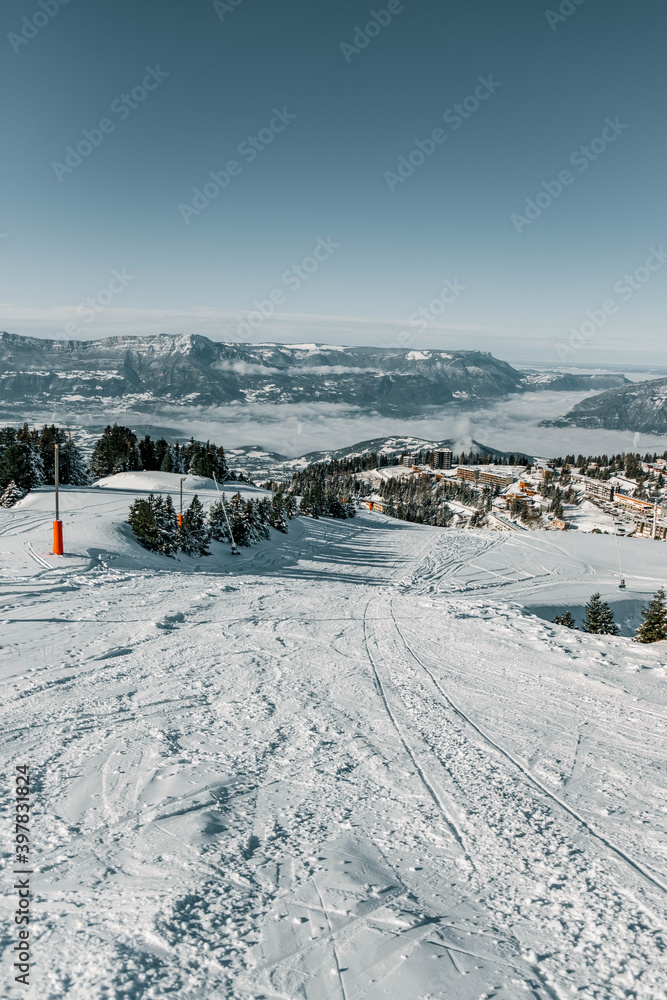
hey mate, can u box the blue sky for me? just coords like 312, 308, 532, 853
1, 0, 665, 363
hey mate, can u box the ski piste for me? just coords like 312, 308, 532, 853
1, 471, 665, 999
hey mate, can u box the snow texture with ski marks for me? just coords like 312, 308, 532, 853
0, 473, 666, 999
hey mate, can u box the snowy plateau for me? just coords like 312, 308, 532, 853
1, 472, 666, 1000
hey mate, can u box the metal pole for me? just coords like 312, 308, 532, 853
53, 443, 64, 555
179, 477, 184, 526
212, 473, 238, 554
54, 443, 59, 521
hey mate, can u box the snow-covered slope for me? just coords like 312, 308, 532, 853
1, 479, 666, 999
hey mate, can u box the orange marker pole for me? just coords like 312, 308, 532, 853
53, 442, 64, 555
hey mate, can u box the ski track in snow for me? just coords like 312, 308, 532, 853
0, 478, 666, 999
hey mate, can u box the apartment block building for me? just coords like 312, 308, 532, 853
584, 479, 615, 503
457, 467, 480, 483
432, 449, 453, 470
480, 471, 514, 489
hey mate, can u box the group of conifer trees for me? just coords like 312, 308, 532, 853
283, 463, 358, 520
128, 491, 298, 557
298, 486, 355, 520
0, 422, 242, 508
89, 425, 229, 482
0, 424, 89, 505
379, 475, 484, 527
553, 589, 667, 643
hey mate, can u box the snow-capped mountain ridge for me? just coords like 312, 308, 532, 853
0, 332, 628, 418
544, 375, 667, 433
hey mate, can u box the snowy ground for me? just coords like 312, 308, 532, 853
1, 474, 666, 999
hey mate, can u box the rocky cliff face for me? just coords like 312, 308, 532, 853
0, 332, 628, 418
543, 377, 667, 433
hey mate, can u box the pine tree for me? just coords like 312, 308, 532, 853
156, 495, 179, 556
138, 435, 157, 471
242, 499, 267, 542
209, 497, 232, 543
635, 589, 667, 643
0, 441, 35, 491
28, 441, 45, 487
90, 425, 142, 480
63, 437, 91, 485
324, 493, 347, 519
179, 495, 210, 556
553, 611, 576, 628
583, 593, 619, 635
299, 489, 320, 519
185, 440, 227, 481
172, 443, 186, 474
0, 480, 26, 507
268, 493, 288, 532
128, 496, 161, 552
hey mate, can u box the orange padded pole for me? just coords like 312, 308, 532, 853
53, 520, 64, 555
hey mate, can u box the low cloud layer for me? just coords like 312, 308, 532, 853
25, 392, 667, 461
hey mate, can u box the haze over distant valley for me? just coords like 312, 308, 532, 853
3, 331, 666, 461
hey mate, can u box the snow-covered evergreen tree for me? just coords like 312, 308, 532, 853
128, 495, 161, 552
583, 593, 619, 635
0, 480, 26, 507
267, 493, 288, 532
179, 495, 210, 556
128, 493, 180, 555
208, 497, 232, 543
635, 589, 667, 643
325, 493, 347, 519
284, 493, 298, 520
29, 440, 45, 487
553, 611, 576, 628
0, 441, 35, 492
171, 444, 187, 474
63, 438, 91, 485
90, 425, 142, 480
156, 495, 179, 556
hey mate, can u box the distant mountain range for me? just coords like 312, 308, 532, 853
0, 332, 629, 419
543, 377, 667, 434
